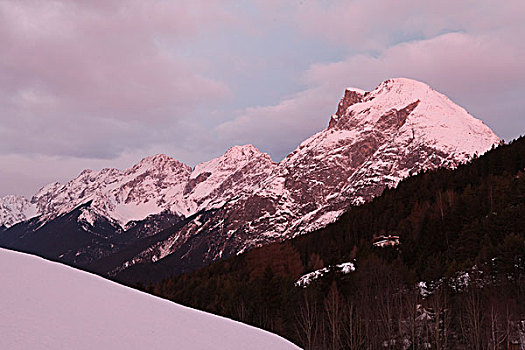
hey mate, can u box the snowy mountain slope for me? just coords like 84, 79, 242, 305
184, 144, 278, 212
0, 78, 500, 280
0, 195, 37, 228
0, 155, 191, 229
0, 248, 300, 350
105, 78, 500, 279
0, 146, 276, 230
32, 154, 193, 227
267, 78, 500, 230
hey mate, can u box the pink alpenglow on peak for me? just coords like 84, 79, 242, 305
0, 195, 38, 228
0, 78, 501, 275
223, 144, 267, 159
0, 145, 277, 228
328, 78, 500, 159
185, 144, 276, 211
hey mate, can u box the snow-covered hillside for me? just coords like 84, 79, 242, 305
0, 248, 300, 350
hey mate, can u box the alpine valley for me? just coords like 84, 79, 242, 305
0, 78, 500, 283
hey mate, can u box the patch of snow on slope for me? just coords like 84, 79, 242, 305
294, 267, 330, 288
0, 248, 299, 350
418, 281, 431, 297
295, 261, 356, 288
337, 262, 356, 274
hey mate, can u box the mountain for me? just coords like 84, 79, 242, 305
0, 248, 300, 350
147, 136, 525, 349
0, 78, 500, 280
0, 146, 274, 230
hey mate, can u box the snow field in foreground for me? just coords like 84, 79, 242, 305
0, 248, 300, 350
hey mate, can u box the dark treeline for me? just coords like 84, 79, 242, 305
145, 137, 525, 349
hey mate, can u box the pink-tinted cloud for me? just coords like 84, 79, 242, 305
1, 0, 524, 196
305, 32, 524, 94
216, 86, 337, 159
218, 30, 525, 159
0, 1, 233, 118
294, 0, 525, 51
0, 0, 236, 163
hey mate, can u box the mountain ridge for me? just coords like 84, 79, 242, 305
0, 78, 500, 278
1, 78, 499, 229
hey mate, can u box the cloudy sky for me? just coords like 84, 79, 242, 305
1, 0, 524, 196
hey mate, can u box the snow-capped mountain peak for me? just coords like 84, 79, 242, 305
191, 144, 269, 179
263, 78, 499, 234
131, 154, 190, 174
0, 78, 502, 276
325, 78, 498, 161
185, 144, 277, 210
223, 144, 265, 159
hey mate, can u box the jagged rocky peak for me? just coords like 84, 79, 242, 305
328, 78, 499, 151
328, 78, 429, 130
222, 144, 270, 162
329, 88, 365, 129
278, 77, 499, 233
191, 144, 271, 177
131, 154, 191, 174
185, 144, 277, 206
79, 168, 94, 176
32, 182, 61, 198
0, 195, 37, 228
337, 88, 366, 115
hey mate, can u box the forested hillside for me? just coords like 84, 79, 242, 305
147, 137, 525, 349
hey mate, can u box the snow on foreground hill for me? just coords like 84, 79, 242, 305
0, 248, 300, 350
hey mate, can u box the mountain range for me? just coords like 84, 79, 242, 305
0, 78, 500, 280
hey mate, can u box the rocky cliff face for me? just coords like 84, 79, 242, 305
0, 78, 500, 279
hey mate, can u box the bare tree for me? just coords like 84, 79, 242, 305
324, 282, 343, 350
488, 302, 507, 350
437, 191, 445, 222
429, 285, 450, 350
459, 287, 484, 350
343, 301, 363, 350
295, 291, 318, 350
234, 298, 248, 322
355, 257, 400, 350
375, 276, 399, 349
401, 286, 422, 350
